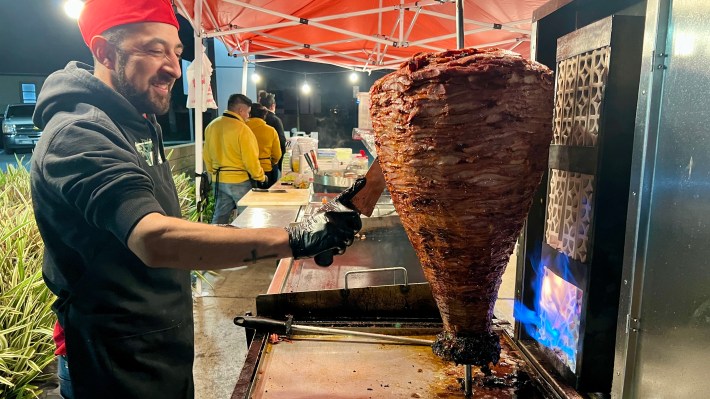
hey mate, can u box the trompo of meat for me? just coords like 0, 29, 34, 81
369, 48, 553, 366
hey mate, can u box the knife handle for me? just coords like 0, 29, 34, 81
314, 251, 334, 267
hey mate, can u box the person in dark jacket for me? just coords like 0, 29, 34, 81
258, 90, 286, 175
247, 103, 282, 188
30, 1, 362, 398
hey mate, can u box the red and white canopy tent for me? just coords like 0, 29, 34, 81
172, 0, 548, 199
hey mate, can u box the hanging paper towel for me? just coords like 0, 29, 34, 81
186, 51, 218, 111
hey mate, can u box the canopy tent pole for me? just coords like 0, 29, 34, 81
194, 0, 204, 204
399, 0, 404, 45
376, 0, 382, 64
241, 41, 249, 95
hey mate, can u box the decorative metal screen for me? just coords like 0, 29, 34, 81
545, 169, 594, 263
552, 47, 610, 147
545, 46, 610, 262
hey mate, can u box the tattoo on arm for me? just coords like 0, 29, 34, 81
243, 249, 278, 264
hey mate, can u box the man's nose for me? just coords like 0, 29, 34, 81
163, 53, 182, 79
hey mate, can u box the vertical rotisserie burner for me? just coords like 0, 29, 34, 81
538, 266, 582, 373
516, 14, 646, 393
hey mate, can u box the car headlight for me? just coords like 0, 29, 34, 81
2, 124, 16, 134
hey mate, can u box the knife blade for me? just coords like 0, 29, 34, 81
312, 158, 387, 266
347, 157, 387, 217
251, 188, 288, 193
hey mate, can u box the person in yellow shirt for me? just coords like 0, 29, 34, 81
247, 104, 283, 187
203, 94, 266, 224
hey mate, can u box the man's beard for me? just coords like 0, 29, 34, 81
113, 60, 172, 115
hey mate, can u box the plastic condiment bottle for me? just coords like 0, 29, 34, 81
352, 150, 368, 174
290, 143, 302, 173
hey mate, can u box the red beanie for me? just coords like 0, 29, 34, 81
78, 0, 179, 47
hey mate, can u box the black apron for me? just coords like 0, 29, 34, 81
63, 117, 194, 399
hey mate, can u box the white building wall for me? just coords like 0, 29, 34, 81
212, 41, 256, 114
0, 75, 46, 112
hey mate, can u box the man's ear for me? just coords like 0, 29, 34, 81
90, 36, 117, 70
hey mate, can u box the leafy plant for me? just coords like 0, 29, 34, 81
0, 162, 56, 399
0, 160, 214, 398
172, 171, 214, 222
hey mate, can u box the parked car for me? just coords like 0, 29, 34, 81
2, 104, 42, 154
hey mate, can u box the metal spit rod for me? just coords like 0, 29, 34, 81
235, 315, 434, 346
464, 364, 473, 397
290, 324, 434, 346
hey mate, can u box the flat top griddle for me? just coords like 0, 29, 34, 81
245, 331, 543, 399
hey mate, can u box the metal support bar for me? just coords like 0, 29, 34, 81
476, 38, 526, 48
205, 21, 301, 38
201, 0, 222, 34
222, 0, 394, 46
193, 0, 204, 204
247, 55, 356, 71
403, 6, 422, 43
418, 8, 532, 34
399, 0, 405, 45
456, 0, 464, 49
509, 39, 524, 52
376, 0, 383, 64
235, 315, 434, 346
173, 0, 196, 31
241, 41, 249, 95
290, 324, 434, 346
241, 38, 357, 57
407, 25, 491, 47
464, 364, 473, 396
246, 30, 371, 64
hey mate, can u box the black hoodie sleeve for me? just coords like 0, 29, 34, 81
266, 112, 286, 166
38, 118, 165, 245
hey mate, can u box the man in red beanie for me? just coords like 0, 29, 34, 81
30, 1, 363, 398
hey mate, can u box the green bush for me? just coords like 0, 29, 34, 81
0, 163, 55, 399
173, 171, 214, 223
0, 161, 209, 398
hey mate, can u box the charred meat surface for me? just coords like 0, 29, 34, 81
369, 48, 553, 366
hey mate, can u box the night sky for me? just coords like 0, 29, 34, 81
0, 0, 93, 75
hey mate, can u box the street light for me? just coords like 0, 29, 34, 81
251, 73, 261, 83
349, 71, 359, 83
64, 0, 84, 19
301, 80, 311, 95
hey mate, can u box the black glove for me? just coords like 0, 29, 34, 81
286, 177, 367, 266
257, 174, 269, 189
285, 210, 362, 263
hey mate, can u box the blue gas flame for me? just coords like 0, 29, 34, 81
514, 247, 581, 372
